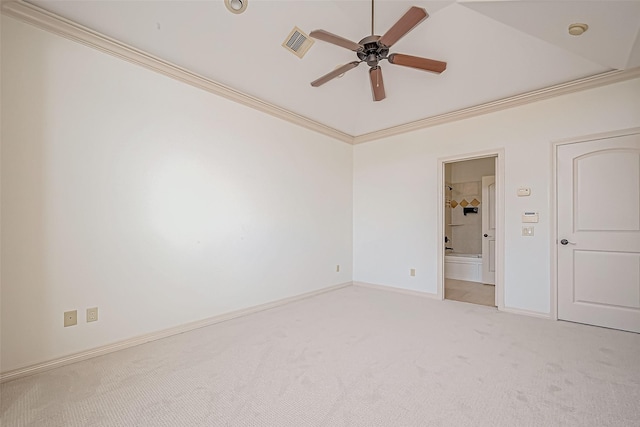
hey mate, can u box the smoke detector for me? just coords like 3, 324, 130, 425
568, 23, 588, 36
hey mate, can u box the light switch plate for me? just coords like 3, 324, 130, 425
522, 226, 534, 236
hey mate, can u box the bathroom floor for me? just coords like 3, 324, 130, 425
445, 279, 495, 307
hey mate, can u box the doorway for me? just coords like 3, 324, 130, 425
440, 153, 502, 308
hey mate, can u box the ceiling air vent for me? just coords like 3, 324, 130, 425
282, 26, 314, 58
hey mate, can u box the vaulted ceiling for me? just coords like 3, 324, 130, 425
13, 1, 640, 138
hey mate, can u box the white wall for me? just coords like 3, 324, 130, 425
354, 77, 640, 314
1, 17, 353, 372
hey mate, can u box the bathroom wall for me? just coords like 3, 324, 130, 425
450, 181, 482, 254
450, 157, 495, 183
448, 158, 495, 255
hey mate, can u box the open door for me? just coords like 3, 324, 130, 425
482, 175, 496, 288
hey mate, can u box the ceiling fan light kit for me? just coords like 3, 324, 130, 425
309, 2, 446, 102
224, 0, 247, 14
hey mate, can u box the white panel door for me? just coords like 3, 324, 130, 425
557, 132, 640, 333
481, 176, 496, 286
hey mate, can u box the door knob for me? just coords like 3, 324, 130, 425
560, 239, 576, 245
483, 234, 488, 237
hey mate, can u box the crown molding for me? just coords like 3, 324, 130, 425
3, 1, 640, 146
353, 67, 640, 144
1, 1, 354, 144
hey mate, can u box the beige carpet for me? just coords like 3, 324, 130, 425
445, 279, 496, 307
2, 285, 639, 426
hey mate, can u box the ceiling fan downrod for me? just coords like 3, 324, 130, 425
371, 0, 375, 36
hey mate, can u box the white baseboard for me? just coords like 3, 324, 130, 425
353, 281, 440, 300
500, 306, 552, 319
355, 281, 553, 320
0, 282, 353, 384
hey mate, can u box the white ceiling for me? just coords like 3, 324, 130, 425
25, 0, 640, 136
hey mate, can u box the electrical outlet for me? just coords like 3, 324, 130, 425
410, 268, 416, 277
64, 310, 77, 327
87, 307, 98, 322
336, 264, 340, 272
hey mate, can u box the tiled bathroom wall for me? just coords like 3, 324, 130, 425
449, 181, 482, 254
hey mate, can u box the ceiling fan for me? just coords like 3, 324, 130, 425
309, 1, 446, 101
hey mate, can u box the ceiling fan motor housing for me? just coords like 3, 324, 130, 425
357, 35, 389, 67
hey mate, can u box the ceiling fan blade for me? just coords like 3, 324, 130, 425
388, 53, 447, 74
309, 29, 363, 52
311, 61, 361, 87
379, 6, 428, 48
369, 67, 386, 102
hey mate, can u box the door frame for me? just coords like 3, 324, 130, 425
551, 126, 640, 322
437, 149, 505, 310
